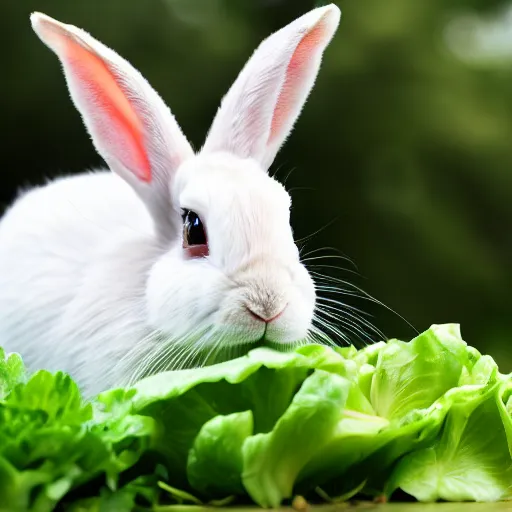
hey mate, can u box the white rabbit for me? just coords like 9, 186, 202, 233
0, 5, 341, 396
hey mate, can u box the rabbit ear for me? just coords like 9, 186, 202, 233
202, 4, 340, 171
31, 12, 194, 236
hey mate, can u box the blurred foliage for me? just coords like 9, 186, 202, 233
1, 0, 511, 368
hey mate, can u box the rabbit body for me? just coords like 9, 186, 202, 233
0, 172, 158, 393
0, 5, 341, 395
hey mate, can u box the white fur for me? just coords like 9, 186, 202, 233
0, 6, 340, 396
203, 5, 341, 168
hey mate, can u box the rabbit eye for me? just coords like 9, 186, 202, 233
182, 210, 208, 257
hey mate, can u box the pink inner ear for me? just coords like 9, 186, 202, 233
64, 36, 152, 182
269, 20, 327, 145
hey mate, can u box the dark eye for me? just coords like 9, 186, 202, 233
182, 210, 208, 257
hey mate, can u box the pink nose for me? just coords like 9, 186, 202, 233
246, 305, 286, 324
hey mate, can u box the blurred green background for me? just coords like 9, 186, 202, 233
1, 0, 511, 369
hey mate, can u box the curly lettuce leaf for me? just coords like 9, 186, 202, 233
386, 353, 512, 501
126, 345, 352, 489
389, 377, 512, 501
370, 324, 469, 420
297, 325, 470, 496
0, 347, 25, 399
299, 391, 449, 498
0, 371, 154, 512
297, 408, 390, 492
241, 370, 351, 507
0, 323, 510, 509
0, 371, 98, 511
187, 410, 253, 497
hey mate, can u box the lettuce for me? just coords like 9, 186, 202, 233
188, 410, 253, 496
0, 352, 153, 512
0, 348, 24, 399
0, 324, 511, 510
241, 371, 351, 507
387, 355, 512, 501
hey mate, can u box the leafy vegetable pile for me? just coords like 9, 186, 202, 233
1, 324, 511, 511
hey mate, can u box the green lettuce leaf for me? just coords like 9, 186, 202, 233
0, 371, 98, 511
299, 390, 449, 498
242, 370, 351, 507
388, 367, 512, 501
126, 345, 352, 488
0, 348, 25, 399
296, 325, 470, 497
1, 323, 511, 509
371, 324, 469, 420
187, 410, 253, 497
0, 371, 153, 512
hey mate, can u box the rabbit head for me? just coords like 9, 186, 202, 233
30, 5, 341, 361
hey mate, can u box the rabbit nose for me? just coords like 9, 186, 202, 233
245, 304, 287, 323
